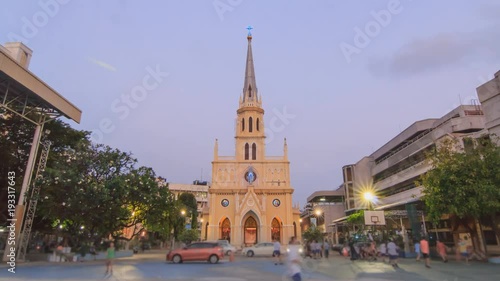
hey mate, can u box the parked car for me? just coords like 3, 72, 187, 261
217, 240, 237, 255
241, 242, 286, 257
166, 242, 224, 264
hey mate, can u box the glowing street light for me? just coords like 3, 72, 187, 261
363, 192, 374, 202
315, 209, 322, 216
181, 210, 186, 216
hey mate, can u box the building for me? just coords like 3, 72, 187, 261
168, 181, 210, 228
201, 31, 301, 247
300, 189, 345, 244
338, 104, 488, 248
477, 70, 500, 143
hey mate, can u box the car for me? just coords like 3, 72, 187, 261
217, 240, 237, 255
166, 242, 224, 264
241, 242, 286, 257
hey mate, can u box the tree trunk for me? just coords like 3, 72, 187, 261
491, 213, 500, 244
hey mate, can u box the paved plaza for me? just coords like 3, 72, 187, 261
1, 250, 499, 281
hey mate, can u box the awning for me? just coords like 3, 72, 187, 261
328, 216, 349, 226
374, 197, 420, 210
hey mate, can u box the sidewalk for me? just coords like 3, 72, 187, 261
308, 254, 500, 281
0, 249, 168, 268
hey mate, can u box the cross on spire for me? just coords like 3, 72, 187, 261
246, 25, 253, 36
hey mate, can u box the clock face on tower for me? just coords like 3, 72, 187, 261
245, 167, 257, 184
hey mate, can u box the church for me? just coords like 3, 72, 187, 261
201, 30, 301, 247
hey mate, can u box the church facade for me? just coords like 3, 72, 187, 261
201, 32, 301, 247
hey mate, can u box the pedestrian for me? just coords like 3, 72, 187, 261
323, 240, 330, 259
420, 236, 431, 268
378, 241, 387, 263
458, 237, 469, 264
286, 236, 302, 281
105, 242, 115, 275
436, 240, 448, 263
387, 239, 399, 268
414, 239, 421, 261
273, 238, 282, 265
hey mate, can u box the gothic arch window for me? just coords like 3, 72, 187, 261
252, 143, 257, 160
249, 117, 253, 132
205, 222, 209, 240
242, 118, 245, 131
248, 85, 252, 97
220, 218, 231, 242
245, 143, 249, 160
293, 222, 297, 238
271, 218, 281, 243
256, 118, 260, 131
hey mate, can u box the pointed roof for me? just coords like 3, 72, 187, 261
242, 31, 258, 102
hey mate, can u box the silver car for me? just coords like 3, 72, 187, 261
217, 240, 237, 255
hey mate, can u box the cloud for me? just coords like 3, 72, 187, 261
367, 25, 500, 77
87, 57, 117, 72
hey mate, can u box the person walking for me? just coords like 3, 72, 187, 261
420, 236, 431, 268
323, 240, 330, 259
287, 236, 302, 281
378, 241, 387, 263
414, 239, 421, 261
458, 237, 469, 264
105, 242, 116, 275
387, 239, 399, 268
273, 238, 282, 265
436, 240, 448, 263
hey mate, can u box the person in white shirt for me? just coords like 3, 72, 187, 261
287, 236, 302, 281
387, 239, 399, 268
378, 241, 387, 263
273, 239, 282, 265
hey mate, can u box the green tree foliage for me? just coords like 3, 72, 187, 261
420, 136, 500, 239
302, 226, 322, 242
346, 210, 365, 225
178, 229, 199, 244
178, 193, 198, 229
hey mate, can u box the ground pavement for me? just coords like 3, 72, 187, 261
1, 250, 499, 280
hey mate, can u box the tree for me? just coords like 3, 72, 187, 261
178, 229, 199, 244
178, 193, 198, 229
302, 226, 322, 242
420, 136, 500, 251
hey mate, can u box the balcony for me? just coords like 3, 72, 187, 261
375, 161, 432, 191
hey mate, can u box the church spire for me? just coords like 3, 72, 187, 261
242, 26, 258, 104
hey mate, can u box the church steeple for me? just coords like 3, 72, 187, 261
241, 26, 260, 106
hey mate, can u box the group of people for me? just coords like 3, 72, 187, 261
303, 239, 331, 259
271, 237, 303, 281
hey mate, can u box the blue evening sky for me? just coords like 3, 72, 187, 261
1, 0, 499, 206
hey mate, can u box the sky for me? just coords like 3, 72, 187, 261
1, 0, 499, 206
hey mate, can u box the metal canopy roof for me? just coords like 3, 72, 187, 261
0, 48, 81, 124
306, 190, 345, 203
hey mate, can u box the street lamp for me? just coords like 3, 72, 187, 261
362, 191, 376, 210
180, 210, 186, 216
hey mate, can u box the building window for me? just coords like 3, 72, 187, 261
252, 143, 257, 160
249, 117, 253, 132
256, 118, 259, 131
248, 85, 252, 98
242, 118, 245, 131
245, 143, 249, 160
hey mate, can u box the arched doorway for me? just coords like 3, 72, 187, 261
205, 222, 209, 241
244, 216, 258, 245
293, 222, 297, 238
271, 218, 281, 242
220, 218, 231, 242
